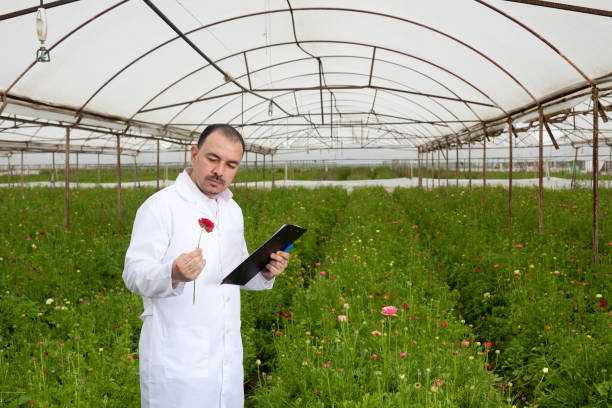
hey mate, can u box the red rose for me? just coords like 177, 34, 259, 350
198, 218, 215, 233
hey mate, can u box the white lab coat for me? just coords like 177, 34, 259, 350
123, 170, 274, 408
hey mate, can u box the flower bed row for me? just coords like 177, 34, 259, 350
393, 186, 611, 407
248, 187, 506, 406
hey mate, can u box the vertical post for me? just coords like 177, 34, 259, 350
20, 150, 24, 197
417, 149, 422, 188
468, 137, 473, 207
245, 151, 249, 193
117, 134, 123, 219
538, 106, 544, 234
592, 87, 600, 264
455, 140, 459, 198
508, 120, 514, 227
97, 152, 101, 185
255, 153, 258, 191
156, 139, 160, 191
437, 149, 441, 189
263, 154, 266, 188
284, 161, 288, 186
65, 128, 70, 231
445, 143, 449, 198
76, 152, 79, 190
571, 147, 578, 189
483, 128, 487, 216
134, 155, 139, 188
51, 151, 56, 193
271, 154, 275, 188
7, 154, 11, 187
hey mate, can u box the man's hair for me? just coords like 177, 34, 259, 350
197, 124, 245, 152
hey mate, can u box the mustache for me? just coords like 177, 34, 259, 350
205, 174, 225, 185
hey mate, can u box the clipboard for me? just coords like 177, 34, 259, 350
221, 224, 307, 285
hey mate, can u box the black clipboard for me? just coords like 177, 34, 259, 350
221, 224, 306, 285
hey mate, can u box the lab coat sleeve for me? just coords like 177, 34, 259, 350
239, 233, 275, 291
123, 199, 185, 298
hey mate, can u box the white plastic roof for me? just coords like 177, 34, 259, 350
1, 0, 611, 155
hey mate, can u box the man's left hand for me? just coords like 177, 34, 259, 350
261, 250, 290, 281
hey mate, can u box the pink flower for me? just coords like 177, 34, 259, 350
561, 203, 567, 207
371, 330, 382, 336
320, 271, 326, 276
381, 306, 398, 316
514, 244, 523, 248
572, 205, 578, 210
26, 237, 32, 241
198, 218, 214, 233
371, 354, 378, 360
461, 340, 470, 347
323, 362, 330, 368
58, 342, 64, 347
354, 257, 359, 261
337, 315, 347, 322
399, 352, 407, 358
493, 264, 500, 269
315, 262, 321, 267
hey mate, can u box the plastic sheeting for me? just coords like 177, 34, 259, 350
1, 0, 611, 154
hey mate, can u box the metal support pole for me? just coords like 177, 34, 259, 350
65, 128, 70, 231
455, 140, 459, 197
592, 87, 600, 264
437, 149, 441, 189
284, 161, 288, 186
417, 150, 422, 188
51, 151, 56, 193
271, 154, 275, 188
468, 138, 473, 207
7, 154, 11, 187
445, 143, 449, 198
20, 150, 24, 197
263, 154, 266, 187
571, 147, 578, 189
156, 140, 160, 191
508, 120, 514, 227
538, 106, 544, 234
483, 130, 487, 216
134, 155, 139, 188
245, 151, 249, 193
255, 154, 258, 191
117, 134, 123, 219
75, 152, 79, 190
97, 152, 101, 185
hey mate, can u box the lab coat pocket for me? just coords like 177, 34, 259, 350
162, 327, 209, 379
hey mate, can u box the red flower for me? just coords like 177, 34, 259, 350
39, 231, 45, 236
401, 302, 409, 309
198, 218, 215, 233
281, 312, 292, 319
485, 341, 492, 348
493, 264, 500, 269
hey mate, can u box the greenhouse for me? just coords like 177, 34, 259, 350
1, 1, 610, 406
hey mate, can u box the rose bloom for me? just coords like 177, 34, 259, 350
461, 340, 470, 347
399, 352, 407, 358
371, 330, 382, 336
337, 315, 347, 322
198, 218, 215, 233
381, 306, 398, 316
371, 354, 378, 360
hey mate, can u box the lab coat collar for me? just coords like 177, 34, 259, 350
175, 169, 233, 207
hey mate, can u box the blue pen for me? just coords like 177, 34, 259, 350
284, 244, 293, 252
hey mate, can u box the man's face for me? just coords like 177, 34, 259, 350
189, 131, 243, 199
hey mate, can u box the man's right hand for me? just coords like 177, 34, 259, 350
171, 248, 206, 289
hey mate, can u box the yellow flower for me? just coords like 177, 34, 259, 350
495, 350, 500, 354
469, 356, 474, 360
99, 348, 104, 352
483, 292, 490, 298
595, 294, 603, 298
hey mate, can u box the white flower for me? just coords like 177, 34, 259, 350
542, 367, 549, 373
45, 298, 54, 305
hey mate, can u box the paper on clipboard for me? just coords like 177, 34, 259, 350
221, 224, 306, 285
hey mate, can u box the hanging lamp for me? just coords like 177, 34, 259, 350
36, 3, 50, 62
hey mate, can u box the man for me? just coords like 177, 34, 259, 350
123, 124, 290, 407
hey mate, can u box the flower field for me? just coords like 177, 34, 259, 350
0, 185, 610, 407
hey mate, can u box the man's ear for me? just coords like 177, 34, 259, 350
190, 145, 199, 164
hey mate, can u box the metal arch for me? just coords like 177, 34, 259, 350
73, 9, 509, 125
242, 95, 435, 147
476, 0, 592, 85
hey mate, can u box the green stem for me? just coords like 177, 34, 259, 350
194, 229, 204, 304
